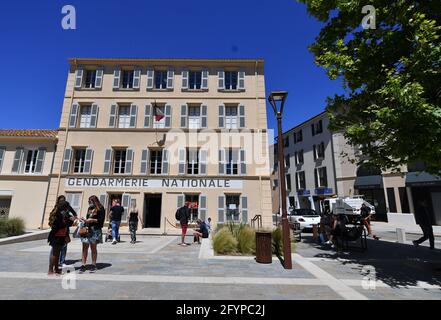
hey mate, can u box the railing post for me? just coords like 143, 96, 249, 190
163, 217, 167, 235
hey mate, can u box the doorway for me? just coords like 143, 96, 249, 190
0, 197, 11, 219
144, 194, 162, 228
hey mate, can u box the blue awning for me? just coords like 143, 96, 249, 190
406, 172, 441, 187
354, 175, 383, 189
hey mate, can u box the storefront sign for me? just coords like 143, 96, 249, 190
297, 190, 311, 196
315, 188, 334, 195
65, 177, 243, 189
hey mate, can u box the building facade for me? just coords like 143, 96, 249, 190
0, 130, 57, 229
42, 58, 272, 231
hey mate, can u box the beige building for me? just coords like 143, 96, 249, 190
0, 130, 57, 229
42, 58, 272, 231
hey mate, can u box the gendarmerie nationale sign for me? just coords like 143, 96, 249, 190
66, 177, 243, 189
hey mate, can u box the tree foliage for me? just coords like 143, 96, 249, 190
298, 0, 441, 174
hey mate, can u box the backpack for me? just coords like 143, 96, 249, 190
175, 208, 181, 220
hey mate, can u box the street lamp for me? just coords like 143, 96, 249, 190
268, 91, 292, 270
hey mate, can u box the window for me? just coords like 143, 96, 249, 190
185, 194, 199, 222
187, 149, 199, 175
295, 150, 304, 165
113, 150, 127, 174
285, 155, 291, 168
399, 187, 410, 213
286, 174, 292, 190
226, 195, 240, 221
66, 193, 82, 216
150, 150, 163, 175
118, 106, 131, 128
153, 106, 166, 128
122, 70, 134, 89
79, 106, 92, 128
188, 107, 201, 129
314, 142, 325, 160
73, 149, 86, 173
189, 71, 202, 90
294, 130, 303, 143
226, 149, 239, 175
312, 120, 323, 136
387, 188, 397, 212
284, 137, 290, 147
315, 167, 328, 188
154, 70, 168, 90
296, 171, 306, 190
224, 71, 238, 90
225, 106, 238, 129
23, 150, 38, 174
84, 70, 96, 89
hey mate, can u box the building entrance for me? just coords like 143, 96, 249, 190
144, 194, 162, 228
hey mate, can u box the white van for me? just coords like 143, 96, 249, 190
324, 196, 376, 216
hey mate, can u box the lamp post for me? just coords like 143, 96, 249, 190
268, 91, 292, 270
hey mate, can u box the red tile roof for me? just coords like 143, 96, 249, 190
0, 129, 58, 138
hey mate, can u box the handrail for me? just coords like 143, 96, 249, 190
251, 214, 262, 229
163, 217, 180, 235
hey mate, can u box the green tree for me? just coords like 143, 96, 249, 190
298, 0, 441, 174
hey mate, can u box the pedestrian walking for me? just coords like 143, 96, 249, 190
129, 199, 142, 244
110, 198, 124, 245
360, 203, 379, 240
176, 201, 191, 246
79, 195, 105, 273
413, 199, 435, 250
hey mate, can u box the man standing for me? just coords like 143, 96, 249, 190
413, 199, 435, 250
110, 199, 124, 245
177, 201, 191, 246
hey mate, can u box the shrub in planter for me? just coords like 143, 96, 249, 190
0, 218, 25, 238
272, 227, 283, 256
213, 227, 238, 255
0, 219, 7, 238
237, 226, 256, 255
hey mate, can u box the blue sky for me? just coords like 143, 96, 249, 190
0, 0, 344, 132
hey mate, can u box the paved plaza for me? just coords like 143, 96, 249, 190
0, 227, 441, 300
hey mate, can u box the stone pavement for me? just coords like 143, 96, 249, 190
0, 232, 441, 300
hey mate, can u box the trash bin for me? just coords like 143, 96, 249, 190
255, 231, 272, 264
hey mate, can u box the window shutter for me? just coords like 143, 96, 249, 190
241, 196, 248, 223
99, 194, 108, 212
167, 68, 174, 89
0, 147, 5, 173
238, 70, 245, 90
125, 149, 134, 174
239, 105, 245, 128
162, 149, 169, 175
218, 149, 226, 175
321, 142, 325, 159
240, 150, 247, 175
95, 68, 104, 89
61, 148, 72, 174
122, 194, 131, 222
34, 148, 46, 174
218, 104, 225, 128
146, 68, 154, 89
201, 69, 209, 89
295, 173, 299, 190
313, 145, 317, 161
217, 196, 225, 223
165, 104, 172, 128
11, 148, 24, 174
322, 167, 328, 187
133, 68, 141, 89
84, 148, 94, 174
311, 124, 315, 137
113, 68, 121, 89
144, 104, 152, 128
218, 70, 225, 90
140, 149, 149, 175
69, 104, 79, 128
177, 195, 184, 211
314, 168, 318, 188
201, 105, 208, 128
103, 149, 113, 174
199, 195, 207, 221
199, 149, 207, 175
294, 152, 298, 166
178, 148, 186, 175
129, 104, 138, 128
182, 69, 189, 90
109, 104, 117, 128
90, 104, 99, 128
74, 67, 84, 89
180, 104, 188, 128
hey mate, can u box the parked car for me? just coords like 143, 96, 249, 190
288, 208, 321, 231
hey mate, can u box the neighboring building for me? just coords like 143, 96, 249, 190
272, 112, 441, 223
42, 58, 272, 231
0, 130, 57, 229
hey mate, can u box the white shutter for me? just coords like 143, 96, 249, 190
199, 149, 207, 175
113, 68, 121, 89
109, 105, 117, 128
240, 150, 247, 175
84, 148, 94, 174
144, 104, 152, 128
129, 104, 138, 128
95, 68, 104, 89
238, 70, 245, 90
140, 149, 149, 175
162, 149, 169, 175
218, 104, 225, 128
199, 195, 207, 221
99, 194, 108, 215
167, 68, 174, 89
201, 105, 208, 128
74, 67, 84, 89
201, 69, 209, 89
218, 70, 225, 90
218, 149, 226, 175
122, 194, 131, 222
241, 196, 248, 223
180, 104, 188, 128
178, 148, 186, 175
239, 105, 245, 128
177, 195, 184, 210
69, 104, 79, 128
125, 149, 134, 174
11, 148, 24, 174
90, 104, 99, 128
146, 68, 154, 89
0, 147, 5, 173
182, 69, 189, 90
103, 149, 113, 174
35, 148, 46, 174
62, 148, 72, 174
133, 68, 141, 89
165, 104, 172, 128
218, 196, 225, 223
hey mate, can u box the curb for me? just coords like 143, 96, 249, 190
0, 230, 50, 246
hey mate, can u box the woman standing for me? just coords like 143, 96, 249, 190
47, 202, 70, 275
129, 199, 142, 244
56, 195, 77, 267
79, 195, 105, 273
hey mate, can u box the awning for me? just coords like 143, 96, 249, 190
406, 172, 441, 187
354, 175, 383, 189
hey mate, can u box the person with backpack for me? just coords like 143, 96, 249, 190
176, 201, 191, 246
360, 203, 379, 240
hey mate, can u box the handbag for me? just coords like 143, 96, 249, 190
79, 226, 89, 237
